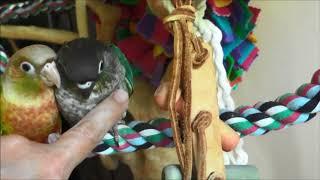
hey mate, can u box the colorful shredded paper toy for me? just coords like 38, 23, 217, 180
108, 0, 261, 88
206, 0, 260, 88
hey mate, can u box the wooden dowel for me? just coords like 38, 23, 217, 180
0, 25, 79, 44
87, 0, 121, 42
75, 0, 89, 37
8, 39, 19, 52
146, 0, 173, 19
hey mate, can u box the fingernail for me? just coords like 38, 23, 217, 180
154, 83, 165, 96
113, 89, 128, 103
176, 89, 181, 102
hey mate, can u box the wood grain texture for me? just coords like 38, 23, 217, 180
0, 25, 78, 44
86, 0, 121, 42
75, 0, 88, 37
191, 42, 225, 179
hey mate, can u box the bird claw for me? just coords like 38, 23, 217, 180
112, 126, 120, 147
122, 111, 127, 119
111, 120, 125, 147
111, 111, 126, 147
47, 133, 60, 144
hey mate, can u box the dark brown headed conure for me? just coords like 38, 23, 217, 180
0, 45, 61, 143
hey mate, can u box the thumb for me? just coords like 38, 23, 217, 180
53, 89, 128, 171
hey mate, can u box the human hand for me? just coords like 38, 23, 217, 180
0, 89, 128, 179
154, 82, 240, 152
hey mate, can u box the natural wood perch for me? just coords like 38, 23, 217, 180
0, 25, 79, 44
87, 0, 121, 42
75, 0, 89, 37
8, 39, 19, 52
0, 1, 120, 44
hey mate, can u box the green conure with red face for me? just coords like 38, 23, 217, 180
0, 45, 61, 143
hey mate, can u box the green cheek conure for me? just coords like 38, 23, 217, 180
0, 45, 61, 143
53, 38, 133, 144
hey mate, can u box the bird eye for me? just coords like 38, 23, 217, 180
77, 81, 93, 89
98, 60, 104, 74
20, 61, 35, 75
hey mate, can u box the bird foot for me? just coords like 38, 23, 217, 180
47, 133, 61, 144
111, 120, 124, 147
111, 111, 127, 147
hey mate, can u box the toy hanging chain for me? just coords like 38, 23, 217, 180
163, 0, 211, 179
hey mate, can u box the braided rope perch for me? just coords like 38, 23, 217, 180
0, 0, 74, 23
94, 118, 174, 155
220, 70, 320, 137
94, 69, 320, 155
0, 45, 8, 74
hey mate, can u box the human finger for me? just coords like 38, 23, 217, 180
154, 82, 183, 112
154, 83, 239, 151
54, 89, 128, 170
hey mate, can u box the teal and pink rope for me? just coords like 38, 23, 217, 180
0, 45, 8, 74
94, 118, 174, 155
0, 0, 73, 23
93, 69, 320, 154
220, 69, 319, 137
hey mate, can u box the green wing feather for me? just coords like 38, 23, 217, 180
0, 75, 2, 98
109, 44, 134, 95
0, 75, 5, 135
0, 75, 11, 135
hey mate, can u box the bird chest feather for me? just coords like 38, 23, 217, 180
1, 79, 61, 142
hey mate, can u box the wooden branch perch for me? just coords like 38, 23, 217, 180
0, 25, 79, 44
8, 39, 19, 52
87, 0, 121, 42
75, 0, 89, 37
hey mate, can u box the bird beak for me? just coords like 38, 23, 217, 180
40, 61, 61, 88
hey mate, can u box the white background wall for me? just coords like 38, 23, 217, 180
233, 1, 320, 179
